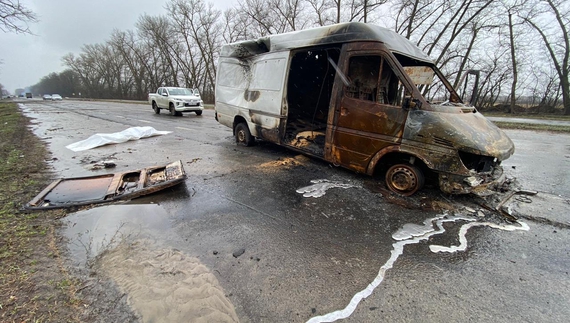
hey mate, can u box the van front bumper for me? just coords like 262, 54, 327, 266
438, 166, 505, 195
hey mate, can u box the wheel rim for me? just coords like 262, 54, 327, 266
386, 165, 420, 195
237, 129, 245, 142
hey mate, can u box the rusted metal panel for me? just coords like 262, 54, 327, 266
403, 110, 514, 162
25, 160, 186, 210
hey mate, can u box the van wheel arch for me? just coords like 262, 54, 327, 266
372, 151, 432, 196
233, 117, 254, 146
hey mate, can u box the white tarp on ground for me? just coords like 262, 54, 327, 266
66, 126, 171, 152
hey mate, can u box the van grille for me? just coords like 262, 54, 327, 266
433, 136, 454, 147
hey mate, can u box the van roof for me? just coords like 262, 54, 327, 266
220, 22, 433, 63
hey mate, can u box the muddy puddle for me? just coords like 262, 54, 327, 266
63, 204, 238, 323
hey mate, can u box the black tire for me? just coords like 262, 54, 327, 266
152, 101, 160, 114
169, 103, 177, 116
235, 122, 253, 146
195, 110, 203, 116
385, 163, 424, 196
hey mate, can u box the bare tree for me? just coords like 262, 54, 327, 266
500, 0, 531, 114
167, 0, 222, 100
0, 0, 37, 33
307, 0, 335, 26
137, 14, 182, 87
523, 0, 570, 115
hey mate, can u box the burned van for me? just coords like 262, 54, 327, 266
215, 22, 514, 196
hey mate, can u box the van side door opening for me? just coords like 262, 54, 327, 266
284, 46, 341, 157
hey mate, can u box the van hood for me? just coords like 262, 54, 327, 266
403, 108, 515, 161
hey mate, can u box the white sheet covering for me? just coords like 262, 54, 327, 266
66, 126, 171, 152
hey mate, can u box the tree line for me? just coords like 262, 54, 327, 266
29, 0, 570, 114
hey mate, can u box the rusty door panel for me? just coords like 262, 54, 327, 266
331, 98, 406, 172
25, 161, 187, 210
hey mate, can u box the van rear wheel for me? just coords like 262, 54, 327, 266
385, 164, 424, 196
152, 102, 160, 114
235, 123, 253, 146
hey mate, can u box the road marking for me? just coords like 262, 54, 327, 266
137, 119, 152, 124
115, 115, 126, 119
176, 127, 193, 131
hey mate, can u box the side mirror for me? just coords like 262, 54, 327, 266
161, 93, 168, 97
402, 95, 416, 110
403, 96, 421, 110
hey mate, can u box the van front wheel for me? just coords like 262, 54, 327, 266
235, 123, 253, 146
385, 164, 424, 196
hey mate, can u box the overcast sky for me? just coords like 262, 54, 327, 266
0, 0, 236, 92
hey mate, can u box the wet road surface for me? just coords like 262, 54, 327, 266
18, 99, 570, 322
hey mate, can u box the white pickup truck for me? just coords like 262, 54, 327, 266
148, 87, 204, 116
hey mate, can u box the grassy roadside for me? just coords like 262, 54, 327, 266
482, 111, 570, 121
490, 121, 570, 133
481, 112, 570, 133
0, 102, 82, 322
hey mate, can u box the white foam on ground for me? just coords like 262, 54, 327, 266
296, 179, 356, 198
306, 215, 529, 323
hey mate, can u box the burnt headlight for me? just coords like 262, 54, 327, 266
458, 151, 497, 173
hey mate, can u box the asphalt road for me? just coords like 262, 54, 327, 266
18, 99, 570, 323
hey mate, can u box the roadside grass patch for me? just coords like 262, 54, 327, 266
482, 111, 570, 121
491, 121, 570, 133
0, 102, 82, 322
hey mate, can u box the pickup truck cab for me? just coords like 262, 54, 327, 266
148, 87, 204, 116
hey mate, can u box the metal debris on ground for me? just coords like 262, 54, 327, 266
90, 160, 117, 170
25, 160, 186, 210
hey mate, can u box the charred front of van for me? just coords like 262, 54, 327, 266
372, 53, 515, 195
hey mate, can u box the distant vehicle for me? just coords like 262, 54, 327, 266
51, 94, 62, 101
25, 92, 32, 98
43, 94, 52, 100
148, 87, 204, 116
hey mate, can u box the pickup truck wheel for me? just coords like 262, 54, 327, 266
235, 123, 253, 146
195, 110, 203, 116
169, 104, 177, 116
385, 164, 424, 196
152, 102, 160, 114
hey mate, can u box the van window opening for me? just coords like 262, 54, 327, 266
394, 53, 461, 105
345, 55, 404, 106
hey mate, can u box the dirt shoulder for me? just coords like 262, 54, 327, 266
0, 102, 137, 322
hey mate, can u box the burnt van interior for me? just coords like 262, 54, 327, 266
285, 46, 340, 156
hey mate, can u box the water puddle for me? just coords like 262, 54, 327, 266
296, 179, 357, 198
63, 204, 239, 322
63, 204, 173, 267
98, 239, 239, 323
306, 214, 530, 323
